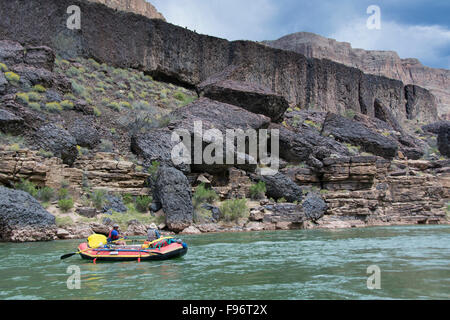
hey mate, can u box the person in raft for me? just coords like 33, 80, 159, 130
147, 228, 161, 242
107, 224, 126, 245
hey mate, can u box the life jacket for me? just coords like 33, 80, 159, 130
107, 229, 120, 242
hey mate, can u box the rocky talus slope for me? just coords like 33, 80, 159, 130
263, 32, 450, 120
0, 0, 448, 241
88, 0, 165, 20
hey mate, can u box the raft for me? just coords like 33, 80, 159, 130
78, 236, 188, 263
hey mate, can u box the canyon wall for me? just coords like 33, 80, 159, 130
0, 0, 439, 124
263, 32, 450, 120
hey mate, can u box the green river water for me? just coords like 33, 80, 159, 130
0, 225, 449, 300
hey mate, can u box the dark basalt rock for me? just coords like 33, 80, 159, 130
0, 109, 24, 135
103, 195, 127, 214
33, 123, 78, 165
322, 113, 398, 159
0, 71, 7, 94
270, 123, 351, 165
422, 121, 450, 134
0, 40, 24, 65
0, 186, 56, 242
24, 45, 55, 71
256, 172, 303, 203
437, 123, 450, 158
302, 193, 328, 221
153, 166, 194, 233
69, 119, 100, 149
131, 128, 191, 174
198, 76, 289, 122
167, 97, 271, 173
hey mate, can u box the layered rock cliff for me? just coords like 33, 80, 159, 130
88, 0, 165, 20
0, 0, 439, 124
263, 32, 450, 120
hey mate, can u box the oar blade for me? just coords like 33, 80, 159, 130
60, 252, 76, 260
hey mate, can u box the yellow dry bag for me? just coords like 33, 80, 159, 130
88, 234, 108, 248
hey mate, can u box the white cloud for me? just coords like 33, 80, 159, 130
329, 19, 450, 69
151, 0, 278, 41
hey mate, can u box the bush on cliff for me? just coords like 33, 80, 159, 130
250, 181, 266, 200
58, 198, 74, 213
15, 179, 38, 198
193, 183, 219, 208
135, 195, 152, 213
220, 199, 249, 222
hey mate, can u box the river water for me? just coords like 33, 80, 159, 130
0, 225, 449, 300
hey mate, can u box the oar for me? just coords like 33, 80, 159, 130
60, 238, 125, 260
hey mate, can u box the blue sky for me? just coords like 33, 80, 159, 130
151, 0, 450, 69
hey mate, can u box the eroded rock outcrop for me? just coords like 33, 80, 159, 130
153, 166, 194, 232
0, 186, 56, 242
88, 0, 165, 20
264, 32, 449, 119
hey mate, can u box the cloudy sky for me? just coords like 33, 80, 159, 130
151, 0, 450, 70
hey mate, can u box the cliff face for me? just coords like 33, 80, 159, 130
0, 0, 439, 124
263, 32, 450, 120
88, 0, 165, 20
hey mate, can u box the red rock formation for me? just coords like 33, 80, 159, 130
263, 32, 450, 120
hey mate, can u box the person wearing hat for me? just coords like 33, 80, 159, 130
107, 224, 126, 245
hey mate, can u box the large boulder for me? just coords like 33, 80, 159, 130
438, 123, 450, 158
169, 97, 271, 173
153, 166, 194, 232
131, 128, 190, 173
33, 123, 78, 165
0, 109, 24, 134
0, 186, 56, 242
198, 78, 289, 122
68, 119, 100, 149
322, 113, 398, 159
256, 172, 303, 203
302, 193, 328, 221
103, 194, 127, 215
24, 45, 55, 71
270, 123, 351, 166
422, 121, 450, 134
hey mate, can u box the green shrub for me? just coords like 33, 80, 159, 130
0, 62, 8, 72
67, 66, 82, 77
5, 71, 20, 83
27, 91, 41, 102
92, 190, 106, 210
220, 199, 248, 222
58, 198, 74, 212
58, 188, 69, 200
15, 179, 38, 197
135, 195, 152, 213
122, 193, 134, 205
16, 92, 29, 105
119, 101, 132, 109
147, 161, 160, 182
37, 187, 54, 202
60, 100, 74, 110
45, 102, 62, 113
107, 102, 120, 112
71, 81, 88, 98
193, 183, 219, 208
99, 139, 114, 152
32, 84, 47, 93
250, 181, 266, 200
92, 106, 102, 117
277, 197, 287, 203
